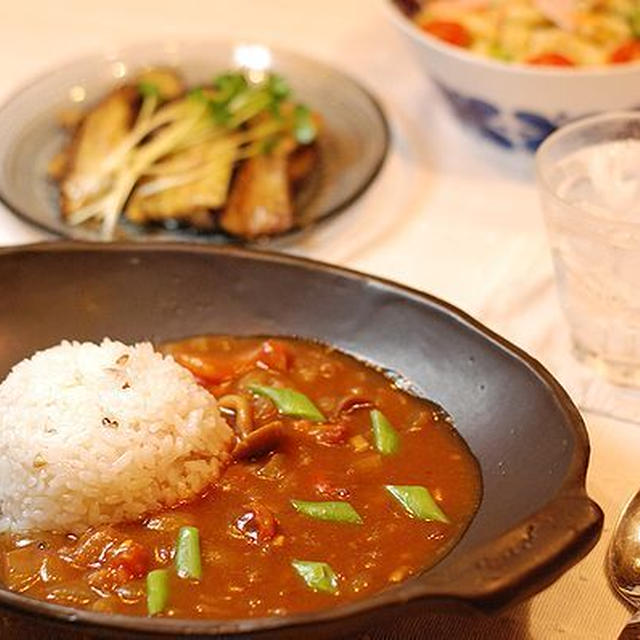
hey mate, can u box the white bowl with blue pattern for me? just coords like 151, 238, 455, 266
385, 0, 640, 152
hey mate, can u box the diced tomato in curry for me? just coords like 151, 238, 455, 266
0, 337, 481, 618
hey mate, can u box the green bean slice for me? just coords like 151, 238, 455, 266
291, 560, 339, 594
291, 499, 363, 524
385, 485, 449, 523
175, 526, 202, 580
146, 569, 170, 615
370, 409, 400, 455
248, 384, 325, 421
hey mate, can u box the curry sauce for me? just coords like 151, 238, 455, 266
0, 336, 481, 618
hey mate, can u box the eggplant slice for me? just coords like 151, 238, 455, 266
126, 138, 236, 227
219, 151, 294, 239
287, 144, 318, 185
59, 86, 139, 218
57, 69, 186, 220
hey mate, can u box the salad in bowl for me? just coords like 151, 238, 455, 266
415, 0, 640, 67
388, 0, 640, 151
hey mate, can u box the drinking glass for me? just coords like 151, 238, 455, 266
536, 112, 640, 387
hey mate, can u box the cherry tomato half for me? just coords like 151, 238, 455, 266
609, 40, 640, 64
527, 53, 575, 67
421, 20, 472, 48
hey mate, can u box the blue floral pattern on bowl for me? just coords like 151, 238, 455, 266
437, 84, 568, 151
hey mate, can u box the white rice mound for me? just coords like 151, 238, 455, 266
0, 339, 233, 533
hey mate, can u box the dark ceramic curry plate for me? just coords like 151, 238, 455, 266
0, 243, 602, 639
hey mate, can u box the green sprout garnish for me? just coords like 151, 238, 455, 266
267, 73, 291, 100
138, 81, 160, 98
209, 100, 233, 125
213, 72, 249, 103
294, 105, 317, 144
187, 87, 205, 101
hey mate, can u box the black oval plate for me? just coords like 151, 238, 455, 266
0, 243, 602, 638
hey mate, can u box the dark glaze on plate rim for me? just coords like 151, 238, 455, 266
0, 242, 603, 638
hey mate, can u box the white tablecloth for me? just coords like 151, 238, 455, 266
0, 1, 636, 637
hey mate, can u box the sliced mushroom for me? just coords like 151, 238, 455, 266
232, 420, 284, 460
334, 395, 374, 417
218, 394, 253, 439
